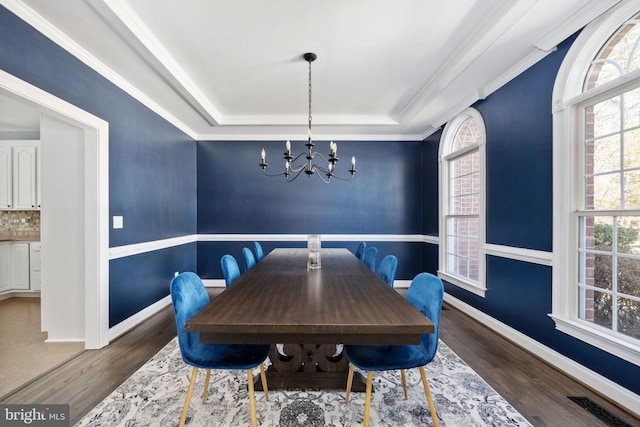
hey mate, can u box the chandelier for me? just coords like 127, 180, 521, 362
259, 52, 356, 183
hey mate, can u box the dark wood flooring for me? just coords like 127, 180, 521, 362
2, 290, 639, 426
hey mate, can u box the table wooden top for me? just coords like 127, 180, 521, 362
185, 248, 434, 345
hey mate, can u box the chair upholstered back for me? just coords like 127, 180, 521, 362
355, 242, 366, 261
170, 272, 212, 367
376, 255, 398, 287
404, 273, 444, 363
363, 247, 378, 271
253, 241, 264, 262
221, 254, 241, 287
242, 247, 256, 272
170, 272, 271, 427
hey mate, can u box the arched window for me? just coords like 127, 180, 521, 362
553, 4, 640, 365
439, 107, 486, 296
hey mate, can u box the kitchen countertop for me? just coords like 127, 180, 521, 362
0, 232, 41, 242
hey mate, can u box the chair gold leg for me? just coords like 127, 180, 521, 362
259, 363, 269, 401
247, 369, 258, 427
419, 366, 439, 427
345, 363, 355, 403
179, 367, 198, 427
400, 369, 408, 400
202, 369, 211, 403
363, 371, 373, 427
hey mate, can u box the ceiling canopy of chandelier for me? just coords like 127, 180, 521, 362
259, 52, 356, 183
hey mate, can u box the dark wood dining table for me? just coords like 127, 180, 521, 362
185, 248, 434, 390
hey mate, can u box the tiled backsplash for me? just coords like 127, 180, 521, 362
0, 211, 40, 233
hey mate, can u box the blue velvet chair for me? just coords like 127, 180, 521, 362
363, 247, 377, 271
355, 242, 366, 262
253, 241, 265, 262
242, 247, 257, 272
376, 255, 398, 287
221, 254, 240, 287
344, 273, 444, 427
170, 272, 270, 427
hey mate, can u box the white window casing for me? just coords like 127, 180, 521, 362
552, 1, 640, 366
439, 107, 487, 297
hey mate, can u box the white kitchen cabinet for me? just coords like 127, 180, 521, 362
0, 146, 11, 209
0, 243, 10, 292
0, 242, 30, 291
0, 141, 40, 210
13, 145, 38, 209
29, 241, 41, 291
11, 243, 30, 289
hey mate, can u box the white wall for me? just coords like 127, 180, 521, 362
40, 114, 85, 342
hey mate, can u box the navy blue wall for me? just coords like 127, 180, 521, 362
442, 33, 640, 395
422, 130, 441, 237
0, 6, 197, 325
478, 35, 569, 252
197, 140, 427, 279
197, 140, 423, 234
110, 244, 196, 326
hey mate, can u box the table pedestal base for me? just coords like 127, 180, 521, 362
254, 367, 366, 391
253, 343, 366, 392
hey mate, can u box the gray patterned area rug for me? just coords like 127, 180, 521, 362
77, 338, 532, 426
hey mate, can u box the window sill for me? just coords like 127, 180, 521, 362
438, 271, 486, 297
549, 314, 640, 367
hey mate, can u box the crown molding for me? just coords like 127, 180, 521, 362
2, 0, 199, 139
534, 0, 621, 52
86, 0, 221, 127
393, 0, 537, 123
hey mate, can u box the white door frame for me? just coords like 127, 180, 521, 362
0, 69, 110, 349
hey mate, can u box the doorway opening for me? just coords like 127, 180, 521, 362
0, 69, 109, 350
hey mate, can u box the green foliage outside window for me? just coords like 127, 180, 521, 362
593, 223, 640, 339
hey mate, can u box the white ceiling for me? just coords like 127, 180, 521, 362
0, 92, 40, 132
1, 0, 622, 140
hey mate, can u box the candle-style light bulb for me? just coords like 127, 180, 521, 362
261, 148, 266, 161
286, 140, 291, 153
352, 156, 356, 167
285, 161, 290, 171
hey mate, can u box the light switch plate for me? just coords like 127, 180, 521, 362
113, 215, 123, 229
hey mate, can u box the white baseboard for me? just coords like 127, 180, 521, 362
394, 280, 411, 288
0, 291, 40, 301
108, 295, 172, 342
202, 279, 226, 288
444, 294, 640, 418
45, 338, 84, 343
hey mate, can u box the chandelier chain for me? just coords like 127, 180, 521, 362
308, 59, 312, 133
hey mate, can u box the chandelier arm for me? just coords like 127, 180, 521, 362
261, 169, 289, 178
289, 152, 308, 164
284, 167, 307, 182
313, 168, 332, 184
313, 164, 330, 174
324, 172, 356, 181
288, 163, 306, 173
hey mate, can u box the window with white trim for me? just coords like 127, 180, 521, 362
439, 108, 486, 297
553, 5, 640, 365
